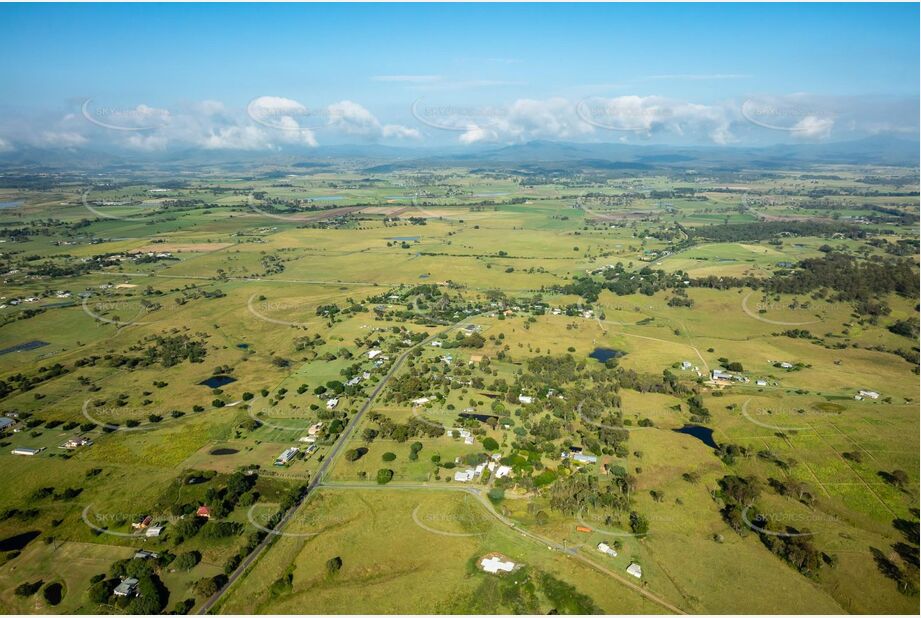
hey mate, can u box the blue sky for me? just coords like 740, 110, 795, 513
0, 3, 917, 151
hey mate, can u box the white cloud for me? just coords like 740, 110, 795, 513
38, 131, 88, 148
459, 124, 498, 144
246, 96, 318, 146
0, 137, 13, 153
199, 125, 275, 150
326, 100, 419, 140
791, 115, 834, 139
577, 95, 734, 143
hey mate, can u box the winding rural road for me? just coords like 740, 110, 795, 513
321, 481, 686, 615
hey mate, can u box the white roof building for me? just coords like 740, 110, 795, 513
454, 469, 475, 482
626, 562, 643, 578
518, 394, 534, 405
494, 465, 512, 479
368, 350, 382, 359
858, 390, 880, 399
597, 542, 618, 557
480, 556, 516, 574
326, 398, 339, 409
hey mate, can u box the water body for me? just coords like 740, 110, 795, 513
0, 530, 40, 551
472, 192, 509, 198
209, 448, 239, 455
388, 236, 419, 241
588, 347, 625, 363
308, 196, 344, 201
236, 343, 250, 349
0, 340, 49, 356
0, 201, 23, 209
199, 375, 237, 388
673, 424, 717, 448
459, 412, 499, 424
43, 582, 64, 605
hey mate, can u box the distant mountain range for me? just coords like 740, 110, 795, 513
0, 136, 917, 172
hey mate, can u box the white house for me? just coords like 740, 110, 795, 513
597, 542, 618, 557
858, 390, 880, 399
454, 469, 475, 482
326, 398, 339, 410
494, 465, 512, 478
626, 562, 643, 578
368, 349, 382, 359
518, 394, 534, 405
411, 397, 430, 407
756, 379, 768, 386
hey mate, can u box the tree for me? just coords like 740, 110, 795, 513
14, 580, 43, 597
325, 556, 343, 576
174, 551, 201, 572
345, 448, 367, 462
382, 452, 396, 462
128, 574, 168, 614
482, 437, 499, 451
629, 511, 649, 535
376, 469, 394, 484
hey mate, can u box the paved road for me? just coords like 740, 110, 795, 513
197, 315, 479, 614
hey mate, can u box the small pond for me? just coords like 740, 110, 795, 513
673, 424, 717, 448
588, 347, 626, 363
0, 530, 41, 552
459, 412, 499, 424
43, 582, 64, 606
209, 448, 239, 455
0, 340, 50, 356
199, 375, 237, 388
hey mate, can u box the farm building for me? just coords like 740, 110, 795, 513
0, 417, 14, 431
326, 398, 339, 410
454, 469, 476, 482
60, 436, 93, 449
11, 447, 42, 456
113, 577, 139, 597
626, 562, 643, 578
132, 515, 153, 530
597, 542, 618, 557
857, 390, 880, 399
518, 394, 534, 404
134, 550, 158, 560
275, 447, 299, 466
145, 525, 165, 537
562, 452, 598, 464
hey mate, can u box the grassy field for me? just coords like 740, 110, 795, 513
0, 165, 917, 614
